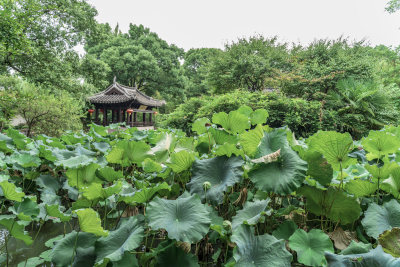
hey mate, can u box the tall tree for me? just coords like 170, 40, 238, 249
207, 36, 290, 93
85, 23, 185, 102
0, 0, 98, 92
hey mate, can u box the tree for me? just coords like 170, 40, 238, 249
17, 87, 83, 137
279, 39, 376, 100
85, 23, 185, 103
327, 78, 399, 137
207, 36, 290, 93
183, 48, 222, 97
0, 0, 98, 90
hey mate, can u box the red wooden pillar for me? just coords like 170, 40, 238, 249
117, 108, 121, 123
103, 108, 108, 126
95, 108, 99, 123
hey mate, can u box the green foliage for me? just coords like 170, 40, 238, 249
2, 107, 400, 266
147, 193, 211, 243
248, 129, 307, 194
325, 246, 400, 267
188, 156, 244, 204
231, 225, 292, 266
361, 199, 400, 239
95, 215, 144, 265
378, 227, 400, 257
289, 229, 334, 266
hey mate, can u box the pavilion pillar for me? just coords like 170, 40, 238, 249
103, 108, 108, 126
143, 113, 146, 126
117, 108, 121, 123
111, 110, 115, 123
149, 113, 152, 125
122, 110, 125, 122
95, 108, 99, 123
133, 112, 137, 126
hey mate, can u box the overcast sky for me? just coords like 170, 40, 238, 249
87, 0, 400, 51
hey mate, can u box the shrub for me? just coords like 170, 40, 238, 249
158, 90, 340, 137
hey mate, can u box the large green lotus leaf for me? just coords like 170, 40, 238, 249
53, 145, 97, 168
151, 133, 177, 162
8, 196, 39, 221
120, 182, 170, 204
8, 151, 41, 168
36, 174, 62, 193
187, 156, 244, 204
214, 143, 244, 158
142, 158, 163, 173
155, 240, 199, 267
112, 252, 139, 267
209, 128, 238, 145
289, 228, 334, 267
17, 256, 45, 267
361, 199, 400, 239
382, 167, 400, 198
167, 150, 196, 173
365, 158, 398, 182
52, 231, 97, 267
308, 131, 356, 171
298, 186, 361, 225
66, 163, 102, 189
231, 225, 292, 267
248, 129, 307, 194
362, 130, 400, 160
325, 246, 400, 267
192, 117, 211, 135
237, 105, 253, 116
147, 193, 211, 243
0, 180, 25, 201
82, 183, 103, 200
212, 110, 250, 134
250, 109, 269, 125
0, 215, 33, 245
302, 150, 333, 186
272, 220, 298, 241
96, 166, 123, 182
345, 179, 378, 198
89, 124, 109, 137
232, 199, 271, 229
92, 142, 110, 153
378, 227, 400, 257
340, 240, 372, 255
45, 204, 71, 222
75, 208, 108, 237
95, 215, 144, 265
102, 181, 123, 199
6, 128, 28, 149
106, 140, 151, 167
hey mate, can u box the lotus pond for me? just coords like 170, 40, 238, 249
1, 106, 400, 266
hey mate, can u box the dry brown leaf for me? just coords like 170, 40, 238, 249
329, 227, 358, 250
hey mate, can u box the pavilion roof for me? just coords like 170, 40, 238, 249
88, 82, 166, 107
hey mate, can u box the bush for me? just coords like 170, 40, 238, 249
159, 90, 340, 138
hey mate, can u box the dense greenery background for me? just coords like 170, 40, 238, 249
2, 0, 400, 138
3, 0, 400, 266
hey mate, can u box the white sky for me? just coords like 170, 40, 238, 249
87, 0, 400, 51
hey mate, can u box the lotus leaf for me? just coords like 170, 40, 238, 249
187, 156, 244, 204
361, 199, 400, 239
147, 193, 210, 243
289, 228, 334, 267
231, 225, 292, 267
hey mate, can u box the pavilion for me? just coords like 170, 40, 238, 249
88, 80, 166, 127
